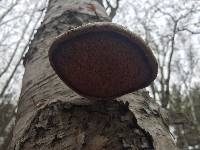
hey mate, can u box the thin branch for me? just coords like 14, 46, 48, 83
0, 7, 43, 98
163, 20, 178, 108
155, 7, 176, 22
105, 0, 121, 19
0, 1, 18, 23
0, 5, 38, 78
177, 28, 200, 34
0, 15, 24, 26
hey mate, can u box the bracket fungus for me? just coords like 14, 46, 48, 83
49, 22, 158, 99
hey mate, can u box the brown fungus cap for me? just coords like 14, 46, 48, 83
49, 22, 158, 99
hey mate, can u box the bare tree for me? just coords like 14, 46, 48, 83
115, 0, 200, 108
0, 0, 46, 148
0, 0, 46, 100
0, 4, 38, 79
114, 0, 200, 149
0, 7, 44, 98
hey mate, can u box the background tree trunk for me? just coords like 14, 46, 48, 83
9, 0, 178, 149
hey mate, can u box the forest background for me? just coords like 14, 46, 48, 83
0, 0, 199, 149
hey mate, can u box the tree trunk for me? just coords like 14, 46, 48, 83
9, 0, 178, 149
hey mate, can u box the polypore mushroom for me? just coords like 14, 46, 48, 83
49, 22, 158, 99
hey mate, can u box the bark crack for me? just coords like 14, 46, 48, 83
14, 100, 155, 150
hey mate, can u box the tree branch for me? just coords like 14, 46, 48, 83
0, 7, 43, 98
177, 28, 200, 34
0, 0, 18, 23
0, 4, 38, 78
105, 0, 121, 19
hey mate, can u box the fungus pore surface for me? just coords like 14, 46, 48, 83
49, 23, 158, 99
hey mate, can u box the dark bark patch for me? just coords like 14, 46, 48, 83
19, 101, 154, 150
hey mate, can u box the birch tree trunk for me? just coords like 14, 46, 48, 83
9, 0, 178, 149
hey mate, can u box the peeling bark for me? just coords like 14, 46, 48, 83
9, 0, 178, 150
